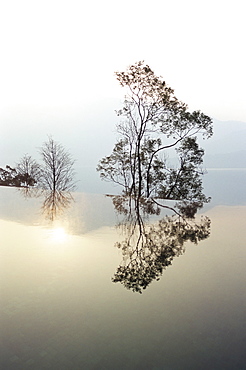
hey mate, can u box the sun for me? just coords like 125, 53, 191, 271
50, 227, 67, 243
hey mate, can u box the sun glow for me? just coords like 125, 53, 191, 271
49, 227, 68, 243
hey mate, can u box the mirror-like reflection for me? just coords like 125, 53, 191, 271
41, 191, 73, 221
18, 187, 74, 222
1, 182, 246, 369
111, 196, 211, 293
17, 170, 211, 295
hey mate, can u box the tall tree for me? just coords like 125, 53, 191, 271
97, 61, 213, 201
39, 137, 76, 192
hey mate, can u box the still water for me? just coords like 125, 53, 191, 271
0, 170, 246, 369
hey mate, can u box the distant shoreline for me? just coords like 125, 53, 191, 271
206, 168, 246, 171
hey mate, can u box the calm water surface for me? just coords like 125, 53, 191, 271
0, 170, 246, 369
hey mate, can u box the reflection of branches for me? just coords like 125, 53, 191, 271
108, 194, 160, 220
111, 196, 211, 293
41, 190, 73, 221
18, 187, 73, 222
18, 186, 43, 199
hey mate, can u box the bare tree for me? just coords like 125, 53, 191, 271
16, 154, 40, 187
39, 137, 76, 192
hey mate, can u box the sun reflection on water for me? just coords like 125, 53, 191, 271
49, 227, 68, 243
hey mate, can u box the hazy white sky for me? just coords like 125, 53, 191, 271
0, 0, 245, 181
1, 0, 245, 120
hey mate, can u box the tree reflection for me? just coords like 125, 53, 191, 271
18, 186, 42, 199
18, 187, 73, 221
41, 190, 73, 221
111, 196, 211, 293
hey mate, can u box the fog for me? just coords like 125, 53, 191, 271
1, 102, 245, 194
1, 1, 246, 193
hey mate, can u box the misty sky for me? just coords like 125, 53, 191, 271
0, 0, 245, 191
